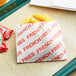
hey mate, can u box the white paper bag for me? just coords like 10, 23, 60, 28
16, 20, 67, 63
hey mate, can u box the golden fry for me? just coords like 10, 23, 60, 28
32, 14, 46, 21
32, 13, 54, 21
42, 13, 54, 21
20, 17, 31, 25
30, 17, 40, 23
20, 13, 54, 25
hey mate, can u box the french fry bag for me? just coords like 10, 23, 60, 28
16, 14, 67, 63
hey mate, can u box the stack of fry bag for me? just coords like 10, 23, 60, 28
16, 13, 67, 63
0, 25, 13, 52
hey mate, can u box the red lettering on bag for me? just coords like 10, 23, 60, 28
23, 38, 41, 51
17, 51, 22, 57
17, 38, 25, 46
19, 61, 22, 63
41, 29, 51, 39
36, 39, 53, 53
31, 23, 34, 26
51, 42, 62, 53
63, 49, 66, 54
56, 52, 64, 59
35, 51, 52, 62
27, 25, 42, 39
51, 21, 58, 29
53, 30, 62, 40
35, 58, 41, 62
41, 22, 46, 26
52, 52, 64, 61
22, 52, 35, 62
18, 24, 32, 37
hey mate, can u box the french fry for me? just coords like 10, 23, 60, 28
20, 17, 31, 25
32, 13, 54, 21
20, 13, 54, 25
43, 13, 54, 21
32, 14, 46, 21
30, 17, 40, 23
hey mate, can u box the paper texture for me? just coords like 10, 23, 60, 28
16, 20, 67, 63
30, 0, 53, 7
53, 0, 76, 9
30, 0, 76, 11
53, 0, 76, 11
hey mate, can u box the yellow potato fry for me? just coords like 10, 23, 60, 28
30, 17, 40, 23
43, 13, 54, 21
32, 13, 54, 21
32, 14, 47, 21
20, 17, 31, 25
20, 13, 54, 25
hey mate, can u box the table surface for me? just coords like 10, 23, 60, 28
0, 4, 76, 76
